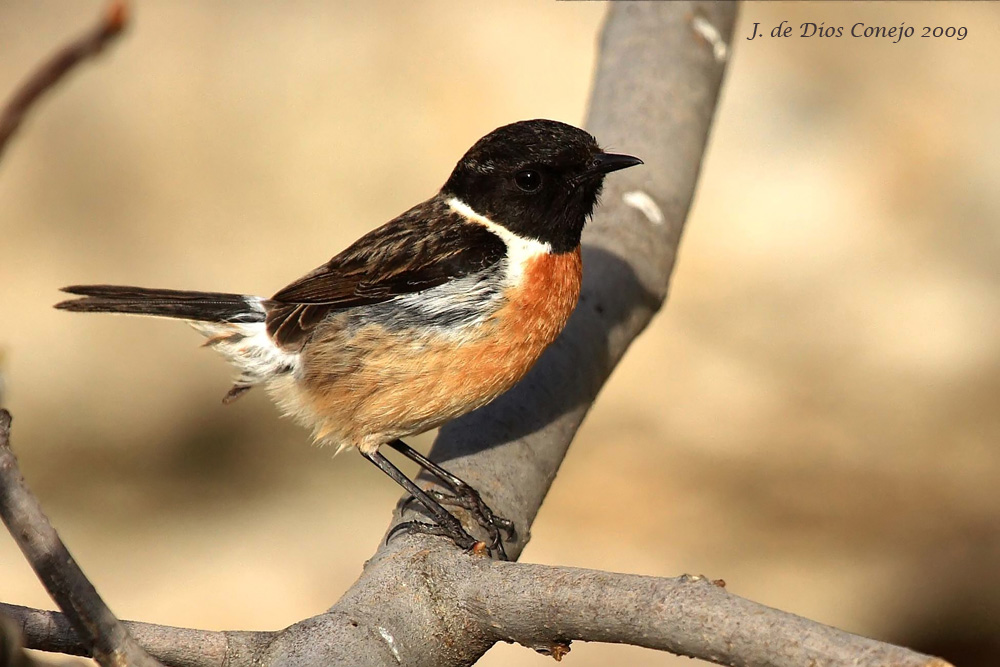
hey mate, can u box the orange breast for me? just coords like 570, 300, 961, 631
289, 247, 583, 451
492, 245, 583, 355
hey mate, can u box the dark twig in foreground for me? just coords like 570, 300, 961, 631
0, 411, 161, 667
0, 1, 127, 161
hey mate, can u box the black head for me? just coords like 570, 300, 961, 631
442, 119, 642, 253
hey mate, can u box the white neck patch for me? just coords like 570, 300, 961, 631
446, 196, 552, 287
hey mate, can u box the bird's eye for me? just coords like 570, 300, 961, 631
514, 169, 542, 192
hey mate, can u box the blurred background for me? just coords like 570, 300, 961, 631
1, 1, 997, 665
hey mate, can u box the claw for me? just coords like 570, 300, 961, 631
388, 520, 491, 556
429, 488, 517, 541
381, 440, 517, 560
396, 491, 511, 560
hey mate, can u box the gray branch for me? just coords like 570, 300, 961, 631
0, 2, 952, 667
2, 556, 950, 667
0, 603, 266, 667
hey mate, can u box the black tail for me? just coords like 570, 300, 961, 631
55, 285, 265, 323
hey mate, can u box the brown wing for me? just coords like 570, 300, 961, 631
265, 197, 506, 349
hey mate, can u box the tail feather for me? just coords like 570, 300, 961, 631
55, 285, 291, 404
56, 285, 264, 323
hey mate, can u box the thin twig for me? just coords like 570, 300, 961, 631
0, 1, 128, 161
0, 411, 162, 667
0, 603, 269, 667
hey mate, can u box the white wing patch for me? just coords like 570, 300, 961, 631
389, 269, 500, 332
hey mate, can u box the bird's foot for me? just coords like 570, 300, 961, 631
386, 520, 491, 556
383, 440, 514, 559
393, 491, 512, 560
428, 487, 516, 549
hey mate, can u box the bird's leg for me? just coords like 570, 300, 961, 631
361, 449, 480, 553
386, 439, 517, 550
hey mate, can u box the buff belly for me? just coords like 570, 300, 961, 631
270, 248, 582, 453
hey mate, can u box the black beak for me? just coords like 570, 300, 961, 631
590, 152, 643, 175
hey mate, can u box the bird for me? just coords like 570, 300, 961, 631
55, 119, 642, 558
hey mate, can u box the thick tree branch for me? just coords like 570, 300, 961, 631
0, 2, 127, 161
2, 552, 951, 667
461, 561, 951, 667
